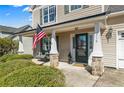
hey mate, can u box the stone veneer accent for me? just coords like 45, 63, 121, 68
92, 57, 104, 76
50, 54, 59, 68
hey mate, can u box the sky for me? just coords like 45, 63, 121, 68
0, 5, 32, 28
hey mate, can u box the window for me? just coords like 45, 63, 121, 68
89, 34, 93, 51
73, 37, 76, 48
64, 5, 89, 14
64, 5, 69, 14
121, 33, 124, 38
70, 5, 81, 11
43, 7, 48, 23
49, 5, 56, 22
43, 5, 56, 24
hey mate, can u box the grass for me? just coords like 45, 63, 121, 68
0, 66, 65, 87
0, 59, 35, 78
0, 54, 33, 63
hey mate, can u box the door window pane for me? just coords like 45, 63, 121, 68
77, 35, 86, 56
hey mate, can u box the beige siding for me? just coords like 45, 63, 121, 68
32, 5, 103, 27
57, 32, 70, 61
102, 29, 116, 67
57, 5, 102, 23
32, 9, 41, 28
102, 15, 124, 68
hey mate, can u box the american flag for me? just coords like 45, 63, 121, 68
32, 24, 46, 49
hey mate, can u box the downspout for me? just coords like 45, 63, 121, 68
105, 5, 110, 29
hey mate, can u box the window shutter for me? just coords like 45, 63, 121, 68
40, 9, 42, 25
64, 5, 69, 14
83, 5, 89, 9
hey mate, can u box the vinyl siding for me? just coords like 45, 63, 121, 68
32, 9, 41, 28
57, 5, 102, 23
102, 29, 116, 67
57, 32, 70, 61
102, 15, 124, 68
32, 5, 103, 27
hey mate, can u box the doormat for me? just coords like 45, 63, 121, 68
72, 63, 87, 67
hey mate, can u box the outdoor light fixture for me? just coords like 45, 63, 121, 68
106, 26, 113, 40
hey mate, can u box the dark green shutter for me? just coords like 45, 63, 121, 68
64, 5, 69, 14
40, 9, 42, 25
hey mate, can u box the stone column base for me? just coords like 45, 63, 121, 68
50, 54, 59, 68
92, 57, 104, 76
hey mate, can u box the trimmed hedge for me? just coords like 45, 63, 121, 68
0, 59, 35, 78
0, 66, 65, 87
0, 54, 33, 63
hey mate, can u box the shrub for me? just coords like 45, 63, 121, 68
6, 54, 33, 61
0, 54, 33, 63
0, 38, 18, 56
0, 59, 35, 78
0, 54, 14, 63
0, 66, 65, 87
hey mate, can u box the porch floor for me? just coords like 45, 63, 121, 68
44, 62, 99, 87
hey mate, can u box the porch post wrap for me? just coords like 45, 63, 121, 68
92, 23, 103, 57
50, 31, 59, 68
92, 23, 104, 76
18, 35, 24, 54
50, 31, 58, 54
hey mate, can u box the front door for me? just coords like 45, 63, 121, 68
76, 33, 88, 63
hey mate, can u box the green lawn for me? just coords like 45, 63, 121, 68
0, 54, 65, 87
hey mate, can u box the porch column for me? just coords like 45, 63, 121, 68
50, 31, 59, 68
18, 35, 24, 54
92, 23, 104, 76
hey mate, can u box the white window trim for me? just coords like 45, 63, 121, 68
42, 5, 56, 24
116, 28, 124, 69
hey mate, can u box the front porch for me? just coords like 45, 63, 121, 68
53, 22, 105, 67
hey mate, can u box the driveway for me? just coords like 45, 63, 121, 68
44, 62, 99, 87
94, 67, 124, 87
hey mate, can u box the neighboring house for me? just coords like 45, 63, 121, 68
0, 25, 33, 55
0, 25, 17, 38
25, 5, 124, 69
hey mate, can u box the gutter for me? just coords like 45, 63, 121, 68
15, 12, 107, 34
108, 10, 124, 17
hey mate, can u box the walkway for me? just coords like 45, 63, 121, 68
44, 62, 99, 87
94, 68, 124, 87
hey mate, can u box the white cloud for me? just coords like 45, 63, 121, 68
22, 7, 29, 12
13, 5, 23, 7
5, 13, 10, 16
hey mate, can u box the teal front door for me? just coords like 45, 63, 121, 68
76, 33, 88, 63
